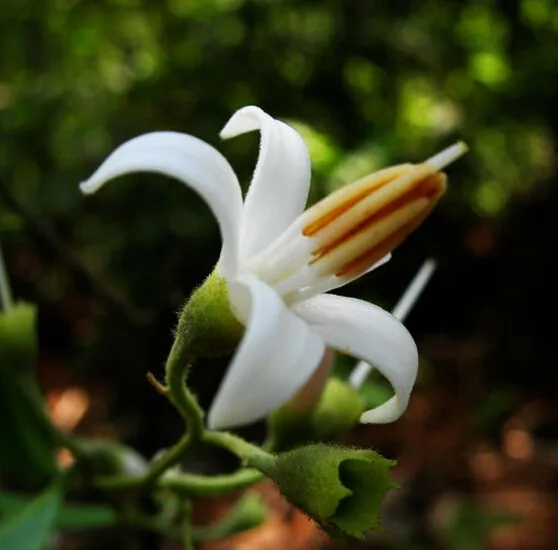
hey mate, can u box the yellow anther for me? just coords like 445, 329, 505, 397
301, 142, 467, 280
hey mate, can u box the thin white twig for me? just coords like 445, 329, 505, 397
349, 259, 437, 389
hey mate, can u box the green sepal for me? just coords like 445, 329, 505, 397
0, 303, 58, 479
268, 443, 397, 538
174, 271, 244, 360
268, 378, 365, 451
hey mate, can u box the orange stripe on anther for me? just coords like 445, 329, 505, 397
302, 165, 410, 237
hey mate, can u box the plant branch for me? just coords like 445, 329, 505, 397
203, 431, 275, 474
94, 466, 262, 497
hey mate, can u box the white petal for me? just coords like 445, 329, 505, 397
207, 274, 325, 429
80, 132, 244, 278
349, 258, 436, 388
292, 294, 418, 424
220, 106, 311, 260
322, 252, 392, 295
285, 253, 392, 304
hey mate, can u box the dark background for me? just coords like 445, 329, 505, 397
1, 0, 557, 548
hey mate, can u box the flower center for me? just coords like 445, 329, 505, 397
248, 142, 467, 301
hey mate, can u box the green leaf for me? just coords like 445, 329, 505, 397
0, 374, 58, 479
0, 485, 61, 550
56, 505, 117, 532
0, 303, 58, 479
0, 491, 117, 532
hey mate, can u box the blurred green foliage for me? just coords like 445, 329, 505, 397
440, 499, 518, 550
2, 0, 557, 306
0, 303, 58, 480
0, 484, 61, 550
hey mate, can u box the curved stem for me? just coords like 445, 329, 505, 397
94, 431, 271, 496
94, 466, 262, 497
144, 433, 191, 484
165, 337, 205, 438
143, 337, 205, 484
92, 280, 272, 497
161, 468, 263, 497
203, 431, 275, 474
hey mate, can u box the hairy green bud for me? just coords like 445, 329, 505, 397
174, 271, 244, 359
266, 443, 397, 538
312, 378, 365, 440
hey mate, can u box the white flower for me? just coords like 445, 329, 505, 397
80, 106, 466, 430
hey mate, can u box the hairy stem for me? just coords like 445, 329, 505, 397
94, 465, 263, 496
142, 336, 205, 485
204, 431, 276, 474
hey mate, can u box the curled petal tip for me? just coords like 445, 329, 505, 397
219, 105, 263, 140
79, 179, 98, 195
359, 410, 384, 424
359, 396, 402, 424
425, 141, 468, 171
218, 124, 235, 140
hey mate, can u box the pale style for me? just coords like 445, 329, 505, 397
80, 106, 466, 429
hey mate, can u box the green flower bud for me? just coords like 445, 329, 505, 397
175, 271, 244, 359
312, 378, 366, 440
266, 443, 397, 538
268, 378, 365, 451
